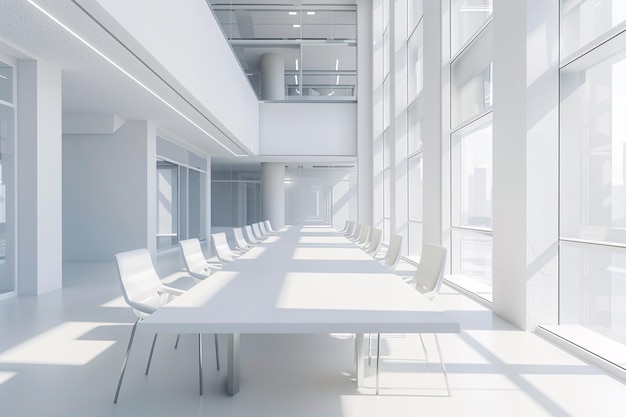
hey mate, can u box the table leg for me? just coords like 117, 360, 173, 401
227, 333, 240, 396
355, 333, 364, 387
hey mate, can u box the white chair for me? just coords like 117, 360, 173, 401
363, 228, 382, 255
233, 227, 253, 252
251, 223, 266, 241
211, 232, 240, 263
343, 221, 356, 237
264, 219, 276, 233
354, 225, 370, 246
244, 224, 260, 244
379, 234, 402, 269
258, 221, 270, 237
374, 243, 450, 395
348, 223, 361, 241
338, 219, 351, 233
113, 248, 219, 403
179, 238, 221, 282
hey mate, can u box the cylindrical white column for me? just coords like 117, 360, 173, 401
261, 163, 285, 229
260, 53, 285, 100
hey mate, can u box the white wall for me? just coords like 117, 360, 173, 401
89, 0, 259, 153
259, 103, 357, 156
17, 59, 63, 295
63, 121, 157, 261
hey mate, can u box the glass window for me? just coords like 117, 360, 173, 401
0, 103, 15, 295
560, 241, 626, 345
561, 0, 626, 58
383, 75, 391, 130
408, 154, 423, 256
408, 95, 424, 154
157, 160, 179, 249
408, 0, 424, 34
451, 228, 493, 291
384, 28, 391, 77
407, 21, 424, 102
452, 114, 493, 229
560, 33, 626, 245
451, 0, 493, 56
383, 167, 391, 242
451, 22, 493, 127
157, 159, 207, 250
0, 62, 13, 104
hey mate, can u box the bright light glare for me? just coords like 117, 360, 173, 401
0, 322, 117, 366
0, 372, 17, 385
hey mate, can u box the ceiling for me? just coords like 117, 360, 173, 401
0, 0, 357, 169
208, 1, 358, 99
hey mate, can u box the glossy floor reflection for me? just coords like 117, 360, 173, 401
0, 262, 624, 417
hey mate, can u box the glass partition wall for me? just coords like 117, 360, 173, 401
0, 58, 15, 298
208, 3, 357, 101
156, 157, 207, 251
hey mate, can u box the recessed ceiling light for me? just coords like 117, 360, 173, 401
307, 11, 315, 15
295, 59, 299, 71
293, 24, 300, 28
289, 11, 297, 15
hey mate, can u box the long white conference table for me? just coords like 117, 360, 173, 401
139, 225, 460, 395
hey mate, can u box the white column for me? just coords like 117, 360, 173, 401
357, 0, 373, 226
492, 0, 559, 329
17, 59, 62, 295
260, 53, 285, 100
422, 0, 443, 247
261, 162, 285, 229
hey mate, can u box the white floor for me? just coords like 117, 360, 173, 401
0, 262, 625, 417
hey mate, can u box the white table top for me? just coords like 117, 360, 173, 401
140, 226, 459, 335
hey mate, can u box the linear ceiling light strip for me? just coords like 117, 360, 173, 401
26, 0, 247, 157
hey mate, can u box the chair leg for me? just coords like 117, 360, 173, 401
174, 334, 181, 349
419, 334, 430, 368
368, 333, 373, 364
145, 333, 158, 375
434, 334, 451, 396
375, 333, 381, 395
114, 318, 139, 404
198, 334, 204, 396
214, 334, 220, 371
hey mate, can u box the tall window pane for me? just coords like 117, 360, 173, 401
561, 0, 626, 58
408, 154, 423, 256
452, 115, 493, 229
408, 96, 423, 154
0, 102, 14, 295
561, 34, 626, 245
408, 0, 423, 33
157, 161, 179, 249
451, 22, 493, 127
407, 22, 424, 102
451, 0, 493, 56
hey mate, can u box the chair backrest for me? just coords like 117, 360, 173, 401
344, 221, 356, 236
365, 228, 382, 254
356, 225, 370, 245
340, 220, 350, 233
212, 232, 235, 262
413, 243, 447, 299
259, 221, 269, 236
349, 223, 361, 240
244, 225, 259, 244
233, 227, 251, 251
251, 223, 264, 240
180, 238, 211, 279
115, 248, 163, 317
383, 234, 403, 268
264, 220, 275, 233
